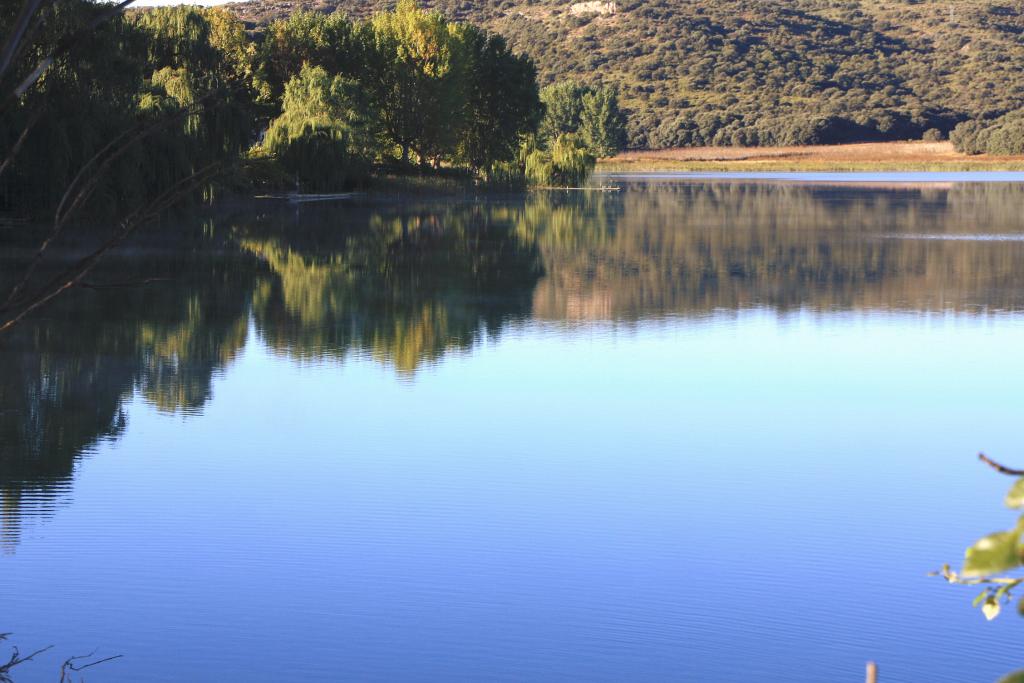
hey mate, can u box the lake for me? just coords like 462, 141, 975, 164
3, 174, 1024, 681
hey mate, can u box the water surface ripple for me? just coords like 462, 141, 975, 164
3, 175, 1024, 681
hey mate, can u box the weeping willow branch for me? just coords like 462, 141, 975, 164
0, 161, 224, 336
0, 0, 136, 193
0, 0, 52, 84
57, 85, 227, 223
0, 0, 136, 107
14, 0, 136, 98
978, 453, 1024, 477
2, 93, 224, 311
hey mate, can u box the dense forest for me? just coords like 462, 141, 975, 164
234, 0, 1024, 149
0, 0, 628, 223
0, 0, 633, 332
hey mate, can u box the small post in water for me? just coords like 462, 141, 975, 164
866, 661, 878, 683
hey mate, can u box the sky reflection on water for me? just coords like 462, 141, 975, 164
3, 177, 1024, 681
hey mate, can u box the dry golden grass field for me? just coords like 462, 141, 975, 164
601, 141, 1024, 172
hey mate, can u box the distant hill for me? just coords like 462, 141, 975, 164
230, 0, 1024, 149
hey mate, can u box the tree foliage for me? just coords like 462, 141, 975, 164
538, 81, 625, 158
580, 86, 627, 158
520, 80, 625, 187
368, 0, 464, 165
254, 2, 543, 179
234, 0, 1024, 149
259, 9, 365, 100
0, 3, 260, 218
952, 112, 1024, 156
263, 64, 374, 189
456, 24, 542, 174
525, 134, 595, 187
0, 0, 545, 221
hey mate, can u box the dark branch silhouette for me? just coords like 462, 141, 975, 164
0, 633, 121, 682
58, 651, 123, 683
0, 161, 224, 335
978, 452, 1024, 477
79, 277, 171, 290
0, 109, 38, 179
0, 634, 53, 683
2, 94, 222, 312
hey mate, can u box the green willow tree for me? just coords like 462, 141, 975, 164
131, 6, 257, 191
0, 2, 260, 334
520, 80, 626, 187
524, 134, 595, 187
1, 0, 550, 211
262, 63, 376, 190
0, 0, 146, 215
0, 3, 258, 219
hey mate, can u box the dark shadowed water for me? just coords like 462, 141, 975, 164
4, 175, 1024, 682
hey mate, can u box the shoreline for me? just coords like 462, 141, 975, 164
599, 141, 1024, 172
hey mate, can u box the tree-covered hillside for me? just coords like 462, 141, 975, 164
232, 0, 1024, 148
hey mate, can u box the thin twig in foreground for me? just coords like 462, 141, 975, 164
978, 452, 1024, 477
59, 652, 123, 683
0, 640, 53, 682
79, 277, 170, 290
0, 162, 223, 335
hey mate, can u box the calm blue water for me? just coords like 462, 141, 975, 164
4, 175, 1024, 681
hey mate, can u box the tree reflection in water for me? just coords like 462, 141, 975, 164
5, 181, 1024, 550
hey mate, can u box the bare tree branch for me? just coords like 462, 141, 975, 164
0, 638, 53, 683
3, 94, 221, 310
978, 452, 1024, 476
0, 108, 39, 180
0, 634, 121, 683
0, 161, 224, 335
58, 651, 123, 683
79, 277, 170, 290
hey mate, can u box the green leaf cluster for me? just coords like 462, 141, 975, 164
941, 472, 1024, 626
